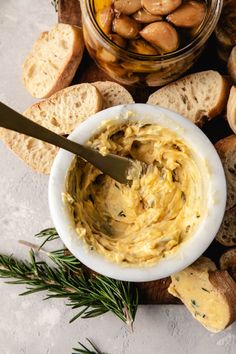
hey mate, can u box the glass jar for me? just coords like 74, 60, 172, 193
80, 0, 223, 87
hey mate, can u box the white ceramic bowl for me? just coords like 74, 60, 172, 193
49, 104, 226, 282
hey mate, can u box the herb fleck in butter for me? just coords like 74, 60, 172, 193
191, 299, 199, 307
201, 287, 210, 293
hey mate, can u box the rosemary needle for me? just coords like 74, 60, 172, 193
51, 0, 58, 12
72, 338, 106, 354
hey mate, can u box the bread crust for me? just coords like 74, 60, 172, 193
209, 270, 236, 328
227, 86, 236, 133
215, 134, 236, 154
220, 248, 236, 282
208, 76, 230, 119
215, 135, 236, 210
228, 47, 236, 84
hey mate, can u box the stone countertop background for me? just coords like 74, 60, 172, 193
0, 1, 235, 353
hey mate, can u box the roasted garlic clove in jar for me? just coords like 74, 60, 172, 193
141, 0, 182, 16
140, 21, 179, 53
114, 0, 142, 15
133, 8, 162, 23
113, 15, 141, 39
167, 1, 207, 28
96, 5, 114, 34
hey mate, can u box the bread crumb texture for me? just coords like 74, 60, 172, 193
92, 81, 134, 109
22, 24, 84, 98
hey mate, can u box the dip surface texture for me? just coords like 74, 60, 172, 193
65, 121, 202, 266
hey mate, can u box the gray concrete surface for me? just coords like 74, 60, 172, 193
0, 1, 235, 353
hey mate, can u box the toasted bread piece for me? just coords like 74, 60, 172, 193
168, 257, 236, 332
220, 249, 236, 282
147, 71, 229, 126
215, 135, 236, 210
216, 207, 236, 246
227, 86, 236, 133
92, 81, 134, 109
0, 84, 103, 174
228, 47, 236, 83
22, 24, 84, 98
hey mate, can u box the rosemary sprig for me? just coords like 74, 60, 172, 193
0, 229, 138, 328
35, 227, 59, 250
72, 339, 106, 354
27, 228, 79, 271
49, 248, 81, 271
51, 0, 58, 12
19, 239, 81, 272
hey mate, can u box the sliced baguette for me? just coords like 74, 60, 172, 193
228, 47, 236, 84
220, 249, 236, 282
0, 84, 103, 174
216, 207, 236, 246
147, 71, 229, 126
22, 24, 84, 98
215, 135, 236, 210
168, 256, 236, 332
227, 86, 236, 133
92, 81, 134, 109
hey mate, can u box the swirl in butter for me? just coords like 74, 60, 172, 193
65, 121, 203, 266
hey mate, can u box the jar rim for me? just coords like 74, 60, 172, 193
84, 0, 223, 61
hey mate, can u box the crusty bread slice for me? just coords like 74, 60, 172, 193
0, 84, 103, 174
227, 86, 236, 133
147, 71, 229, 126
216, 207, 236, 246
92, 81, 134, 109
215, 135, 236, 210
220, 248, 236, 282
228, 47, 236, 84
168, 257, 236, 332
22, 24, 84, 98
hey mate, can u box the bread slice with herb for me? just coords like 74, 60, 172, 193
227, 86, 236, 133
22, 24, 84, 98
168, 257, 236, 332
220, 249, 236, 282
0, 84, 103, 174
147, 71, 229, 126
92, 81, 134, 109
216, 207, 236, 246
215, 135, 236, 210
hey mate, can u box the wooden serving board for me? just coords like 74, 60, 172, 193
58, 0, 233, 304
